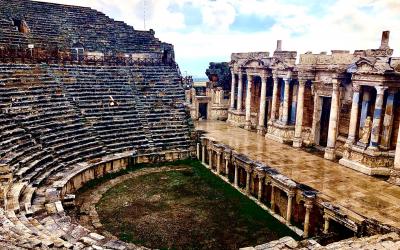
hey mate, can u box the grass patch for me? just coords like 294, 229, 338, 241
93, 159, 299, 250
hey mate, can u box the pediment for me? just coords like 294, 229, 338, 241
354, 57, 393, 74
242, 59, 264, 68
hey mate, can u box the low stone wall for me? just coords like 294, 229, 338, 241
242, 232, 400, 250
197, 136, 399, 241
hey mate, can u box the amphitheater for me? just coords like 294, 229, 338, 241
0, 0, 400, 249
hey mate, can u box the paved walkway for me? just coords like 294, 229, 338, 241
196, 121, 400, 228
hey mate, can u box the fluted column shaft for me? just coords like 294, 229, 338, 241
324, 80, 340, 160
303, 203, 313, 238
369, 86, 387, 149
237, 72, 243, 111
293, 81, 306, 147
257, 75, 268, 134
270, 77, 279, 123
394, 123, 400, 169
245, 74, 253, 130
230, 70, 236, 109
282, 78, 291, 125
286, 193, 294, 225
347, 86, 361, 144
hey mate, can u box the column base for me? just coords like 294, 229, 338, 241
292, 137, 302, 148
244, 121, 252, 130
257, 125, 266, 135
324, 147, 336, 160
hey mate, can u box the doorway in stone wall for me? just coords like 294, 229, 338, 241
319, 97, 331, 147
199, 103, 208, 120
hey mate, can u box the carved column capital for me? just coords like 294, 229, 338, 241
332, 79, 340, 91
375, 86, 388, 95
352, 84, 360, 92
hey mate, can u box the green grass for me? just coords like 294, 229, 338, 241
91, 159, 299, 250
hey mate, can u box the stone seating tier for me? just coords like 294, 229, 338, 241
0, 0, 168, 54
0, 63, 191, 248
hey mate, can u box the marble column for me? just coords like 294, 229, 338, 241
359, 90, 371, 135
282, 78, 291, 125
323, 216, 330, 234
216, 152, 221, 174
257, 75, 268, 134
270, 185, 276, 213
381, 90, 395, 149
293, 80, 306, 148
245, 74, 253, 130
196, 143, 200, 159
303, 202, 313, 238
230, 70, 236, 109
237, 71, 243, 111
234, 163, 239, 187
286, 193, 294, 225
324, 80, 340, 160
394, 123, 400, 169
201, 145, 206, 163
246, 170, 251, 194
258, 177, 263, 201
290, 84, 298, 125
369, 86, 387, 150
270, 77, 279, 123
225, 156, 230, 176
208, 149, 212, 169
346, 85, 361, 144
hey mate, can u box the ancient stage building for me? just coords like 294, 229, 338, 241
226, 31, 400, 183
186, 62, 230, 121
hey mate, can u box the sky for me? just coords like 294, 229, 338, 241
36, 0, 400, 78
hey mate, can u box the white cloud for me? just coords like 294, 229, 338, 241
35, 0, 400, 77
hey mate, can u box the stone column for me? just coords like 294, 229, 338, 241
270, 185, 276, 213
216, 152, 221, 174
270, 77, 279, 123
286, 192, 294, 225
395, 124, 400, 169
359, 91, 371, 135
234, 163, 239, 187
257, 74, 268, 134
208, 149, 212, 169
293, 80, 306, 148
323, 215, 330, 234
196, 143, 200, 159
230, 70, 236, 109
303, 202, 313, 238
381, 89, 396, 149
282, 78, 291, 125
369, 86, 387, 150
225, 156, 230, 176
346, 85, 361, 144
258, 176, 263, 201
237, 71, 243, 111
290, 84, 298, 125
201, 145, 206, 163
246, 170, 251, 194
324, 80, 340, 160
245, 74, 253, 130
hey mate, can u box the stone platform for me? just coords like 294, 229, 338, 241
196, 121, 400, 229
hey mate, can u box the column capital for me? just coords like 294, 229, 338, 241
298, 79, 307, 86
375, 85, 388, 95
332, 79, 340, 90
352, 84, 361, 92
287, 190, 296, 198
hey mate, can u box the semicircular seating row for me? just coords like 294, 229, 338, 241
0, 63, 192, 249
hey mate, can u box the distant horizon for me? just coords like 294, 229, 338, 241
37, 0, 400, 77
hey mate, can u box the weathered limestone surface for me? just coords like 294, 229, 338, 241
242, 232, 400, 250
